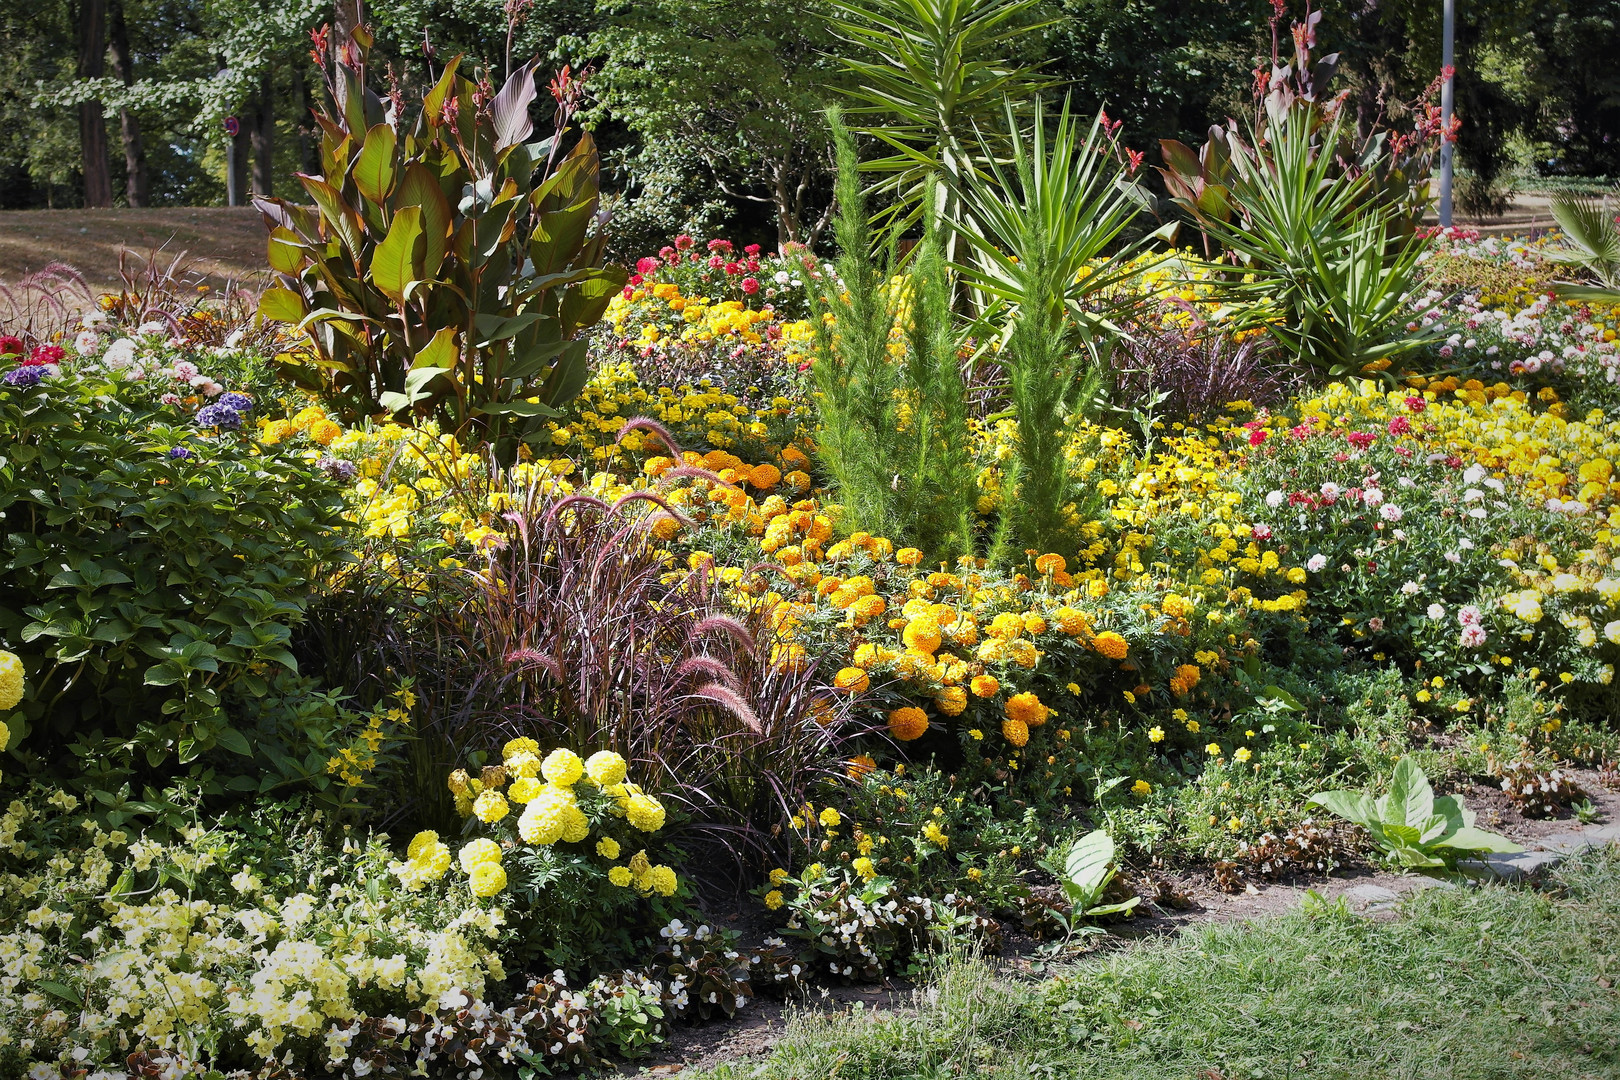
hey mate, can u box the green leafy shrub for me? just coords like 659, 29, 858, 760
256, 27, 625, 463
0, 363, 346, 773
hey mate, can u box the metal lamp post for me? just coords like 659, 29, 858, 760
1438, 0, 1455, 226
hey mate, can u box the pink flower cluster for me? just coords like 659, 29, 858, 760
1457, 604, 1487, 648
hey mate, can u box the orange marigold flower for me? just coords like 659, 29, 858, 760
846, 753, 877, 779
896, 547, 924, 566
1034, 553, 1067, 575
833, 667, 870, 694
1005, 692, 1047, 727
1093, 631, 1129, 660
935, 686, 968, 716
748, 463, 782, 489
970, 674, 1000, 698
1001, 717, 1029, 747
902, 617, 942, 654
888, 706, 930, 741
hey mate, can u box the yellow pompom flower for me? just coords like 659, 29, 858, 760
407, 830, 441, 860
902, 617, 942, 654
597, 837, 621, 859
818, 806, 842, 828
935, 685, 968, 715
458, 838, 502, 873
469, 861, 507, 897
625, 792, 667, 832
508, 776, 542, 803
646, 865, 679, 896
1002, 717, 1029, 747
970, 674, 1000, 698
853, 856, 876, 880
585, 750, 628, 786
0, 650, 23, 711
473, 789, 510, 823
542, 748, 585, 786
503, 736, 540, 760
609, 866, 634, 887
764, 889, 785, 910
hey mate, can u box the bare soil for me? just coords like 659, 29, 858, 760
0, 207, 270, 296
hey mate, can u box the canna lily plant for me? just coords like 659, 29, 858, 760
255, 25, 625, 463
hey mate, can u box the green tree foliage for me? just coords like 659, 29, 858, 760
586, 0, 847, 252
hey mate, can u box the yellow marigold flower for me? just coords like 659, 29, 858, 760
1205, 742, 1222, 756
0, 650, 23, 711
896, 547, 924, 566
922, 821, 949, 848
1233, 746, 1252, 763
1093, 631, 1129, 660
625, 792, 667, 832
1002, 717, 1030, 747
1132, 779, 1152, 796
309, 419, 343, 446
769, 867, 790, 885
597, 837, 621, 859
763, 888, 785, 910
853, 856, 876, 880
646, 865, 679, 896
542, 747, 585, 786
1148, 726, 1165, 743
969, 728, 984, 740
508, 776, 542, 803
585, 750, 628, 786
819, 806, 842, 828
1004, 692, 1047, 727
1035, 553, 1067, 575
468, 861, 507, 897
970, 674, 1001, 697
936, 686, 968, 715
407, 830, 441, 860
902, 617, 943, 653
609, 866, 634, 887
503, 736, 540, 760
472, 789, 510, 823
888, 705, 930, 741
458, 838, 502, 873
834, 667, 871, 694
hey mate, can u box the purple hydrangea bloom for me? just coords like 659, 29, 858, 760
195, 401, 243, 430
168, 446, 193, 460
4, 366, 45, 388
219, 392, 254, 412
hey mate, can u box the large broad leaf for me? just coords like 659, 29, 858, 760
1062, 829, 1117, 908
422, 56, 464, 128
1434, 826, 1523, 854
1307, 789, 1377, 830
378, 361, 451, 413
370, 205, 424, 305
558, 269, 628, 338
297, 174, 365, 262
1379, 757, 1434, 831
352, 123, 399, 206
266, 227, 308, 275
505, 336, 575, 382
258, 287, 308, 324
491, 58, 541, 151
396, 163, 453, 278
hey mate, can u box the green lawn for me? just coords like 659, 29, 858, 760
697, 848, 1620, 1080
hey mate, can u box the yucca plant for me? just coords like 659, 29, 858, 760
1188, 108, 1438, 380
826, 0, 1056, 244
255, 26, 625, 463
953, 98, 1148, 555
1546, 193, 1620, 303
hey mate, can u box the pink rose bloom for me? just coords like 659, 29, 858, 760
741, 277, 760, 294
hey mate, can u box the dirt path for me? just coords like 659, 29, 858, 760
0, 207, 270, 296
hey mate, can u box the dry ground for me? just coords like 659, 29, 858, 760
0, 207, 270, 296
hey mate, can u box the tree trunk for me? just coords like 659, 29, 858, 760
76, 0, 113, 208
292, 65, 320, 176
252, 69, 274, 197
107, 0, 147, 207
